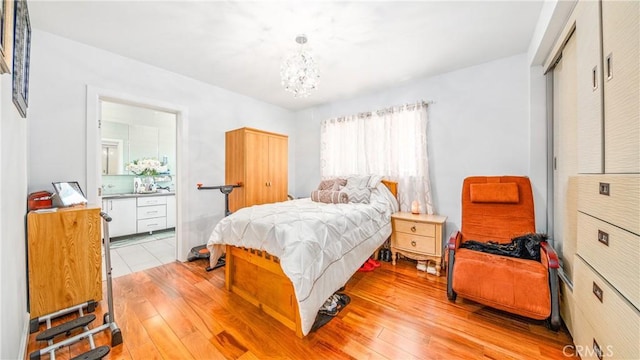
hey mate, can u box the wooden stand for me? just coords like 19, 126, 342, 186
390, 212, 447, 276
27, 205, 102, 318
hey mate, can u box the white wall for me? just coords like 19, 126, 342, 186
294, 54, 547, 235
0, 73, 29, 358
27, 29, 297, 260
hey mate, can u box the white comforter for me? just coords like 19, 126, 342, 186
206, 183, 398, 335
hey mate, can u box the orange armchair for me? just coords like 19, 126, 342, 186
446, 176, 560, 330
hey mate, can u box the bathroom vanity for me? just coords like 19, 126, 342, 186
102, 192, 175, 237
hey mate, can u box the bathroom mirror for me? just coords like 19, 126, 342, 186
101, 101, 176, 175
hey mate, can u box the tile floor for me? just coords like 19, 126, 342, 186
102, 229, 176, 279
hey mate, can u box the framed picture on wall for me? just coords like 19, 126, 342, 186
12, 0, 30, 118
0, 0, 13, 74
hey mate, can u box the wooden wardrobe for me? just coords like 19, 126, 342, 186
225, 127, 288, 213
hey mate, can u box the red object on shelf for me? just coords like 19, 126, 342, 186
28, 191, 54, 211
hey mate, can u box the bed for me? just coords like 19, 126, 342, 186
206, 179, 398, 337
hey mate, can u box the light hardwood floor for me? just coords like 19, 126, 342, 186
26, 258, 574, 359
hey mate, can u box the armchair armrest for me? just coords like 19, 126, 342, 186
447, 231, 462, 251
540, 241, 559, 269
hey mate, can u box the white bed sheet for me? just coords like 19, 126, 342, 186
206, 182, 398, 335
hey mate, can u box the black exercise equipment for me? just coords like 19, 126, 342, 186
189, 183, 241, 271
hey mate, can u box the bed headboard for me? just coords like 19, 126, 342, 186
381, 179, 398, 198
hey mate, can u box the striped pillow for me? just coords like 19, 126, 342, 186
342, 186, 371, 204
343, 175, 372, 204
311, 190, 348, 204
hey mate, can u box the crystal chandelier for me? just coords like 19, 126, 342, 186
280, 34, 320, 98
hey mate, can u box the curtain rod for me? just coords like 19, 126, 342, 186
358, 100, 434, 118
323, 100, 435, 123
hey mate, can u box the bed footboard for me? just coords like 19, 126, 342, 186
225, 245, 303, 337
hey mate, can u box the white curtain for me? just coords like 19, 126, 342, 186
320, 102, 433, 214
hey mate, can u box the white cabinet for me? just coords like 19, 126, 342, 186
102, 194, 175, 237
136, 196, 167, 233
102, 198, 137, 237
166, 194, 176, 229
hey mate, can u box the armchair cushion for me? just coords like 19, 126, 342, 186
470, 182, 519, 203
452, 249, 551, 320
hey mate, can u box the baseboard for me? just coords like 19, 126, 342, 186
19, 312, 30, 360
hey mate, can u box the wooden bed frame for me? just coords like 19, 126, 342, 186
224, 180, 398, 338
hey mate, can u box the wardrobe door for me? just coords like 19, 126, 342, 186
226, 128, 247, 212
268, 135, 288, 203
602, 0, 639, 173
575, 0, 603, 173
553, 31, 578, 280
245, 131, 271, 206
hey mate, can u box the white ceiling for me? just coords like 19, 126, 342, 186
29, 1, 543, 111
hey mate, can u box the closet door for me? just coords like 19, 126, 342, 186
268, 135, 288, 203
602, 0, 640, 173
245, 131, 270, 206
553, 31, 578, 280
575, 0, 603, 173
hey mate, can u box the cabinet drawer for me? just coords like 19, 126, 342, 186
393, 233, 435, 255
394, 220, 435, 237
137, 205, 166, 220
578, 175, 640, 235
574, 257, 640, 359
577, 212, 640, 309
137, 196, 167, 207
137, 217, 167, 233
572, 306, 613, 359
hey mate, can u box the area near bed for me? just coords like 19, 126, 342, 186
207, 179, 398, 336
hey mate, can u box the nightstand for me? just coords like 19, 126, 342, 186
390, 212, 447, 275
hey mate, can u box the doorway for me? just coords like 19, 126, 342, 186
86, 86, 189, 267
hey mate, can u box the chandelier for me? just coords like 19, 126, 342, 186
280, 34, 320, 98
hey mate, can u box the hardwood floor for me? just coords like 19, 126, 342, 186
26, 258, 574, 359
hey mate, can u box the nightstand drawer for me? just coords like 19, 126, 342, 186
394, 233, 435, 254
394, 220, 435, 237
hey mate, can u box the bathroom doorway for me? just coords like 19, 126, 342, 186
86, 86, 189, 270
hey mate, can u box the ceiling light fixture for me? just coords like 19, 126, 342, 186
280, 34, 320, 98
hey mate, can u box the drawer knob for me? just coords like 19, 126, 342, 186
592, 282, 603, 303
411, 240, 416, 247
410, 226, 416, 232
599, 182, 610, 196
597, 230, 609, 246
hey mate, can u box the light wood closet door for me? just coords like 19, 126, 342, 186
553, 31, 578, 280
576, 0, 603, 173
268, 135, 288, 203
602, 0, 640, 173
245, 131, 271, 206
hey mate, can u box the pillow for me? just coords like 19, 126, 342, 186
311, 190, 348, 204
317, 178, 347, 191
341, 176, 372, 203
345, 175, 371, 189
367, 175, 383, 188
342, 186, 371, 204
